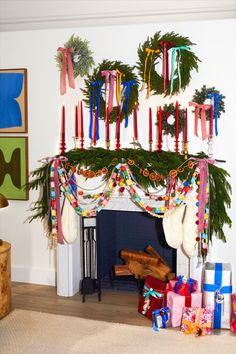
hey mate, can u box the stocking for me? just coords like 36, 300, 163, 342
61, 197, 78, 243
163, 204, 185, 249
182, 190, 198, 258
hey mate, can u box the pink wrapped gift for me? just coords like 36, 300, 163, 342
232, 293, 236, 316
181, 307, 213, 336
167, 291, 202, 327
168, 276, 198, 296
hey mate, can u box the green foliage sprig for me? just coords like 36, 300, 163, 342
162, 103, 185, 137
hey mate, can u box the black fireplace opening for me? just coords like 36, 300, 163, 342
97, 210, 176, 291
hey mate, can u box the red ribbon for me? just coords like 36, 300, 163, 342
185, 295, 191, 307
57, 47, 75, 95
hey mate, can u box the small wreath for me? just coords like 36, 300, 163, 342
137, 31, 200, 96
55, 34, 94, 78
82, 60, 139, 123
191, 85, 225, 120
162, 103, 185, 137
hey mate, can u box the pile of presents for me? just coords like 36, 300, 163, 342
138, 262, 236, 335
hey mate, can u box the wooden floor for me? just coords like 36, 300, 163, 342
12, 282, 149, 327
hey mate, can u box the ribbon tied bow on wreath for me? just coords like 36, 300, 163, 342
57, 47, 75, 95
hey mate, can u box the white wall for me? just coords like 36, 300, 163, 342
0, 18, 235, 289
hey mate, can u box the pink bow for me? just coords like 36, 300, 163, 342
57, 47, 75, 95
189, 102, 211, 140
101, 70, 117, 113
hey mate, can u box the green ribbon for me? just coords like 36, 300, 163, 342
168, 46, 190, 93
143, 285, 164, 299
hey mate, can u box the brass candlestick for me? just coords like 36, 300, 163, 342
183, 141, 188, 159
106, 140, 110, 150
149, 141, 153, 152
73, 137, 80, 149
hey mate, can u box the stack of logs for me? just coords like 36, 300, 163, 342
114, 245, 175, 281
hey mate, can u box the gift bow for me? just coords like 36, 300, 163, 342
101, 70, 117, 114
182, 311, 212, 336
207, 93, 222, 137
168, 46, 190, 94
152, 307, 170, 332
141, 48, 160, 99
143, 285, 164, 299
189, 102, 211, 140
57, 47, 75, 95
174, 276, 195, 294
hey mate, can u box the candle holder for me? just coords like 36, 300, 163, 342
105, 140, 110, 150
175, 139, 179, 154
157, 139, 162, 153
207, 136, 214, 158
116, 139, 121, 151
149, 141, 153, 152
73, 137, 80, 149
59, 139, 66, 155
80, 137, 84, 150
182, 141, 188, 160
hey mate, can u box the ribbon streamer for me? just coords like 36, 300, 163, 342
189, 102, 211, 140
207, 93, 222, 136
89, 81, 102, 140
101, 70, 117, 113
57, 47, 75, 95
168, 46, 190, 94
122, 80, 137, 128
141, 48, 160, 99
116, 69, 125, 106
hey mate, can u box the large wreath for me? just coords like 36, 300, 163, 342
55, 34, 94, 78
192, 85, 225, 121
162, 103, 185, 137
137, 31, 200, 96
82, 60, 139, 123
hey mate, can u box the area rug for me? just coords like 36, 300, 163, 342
0, 309, 235, 354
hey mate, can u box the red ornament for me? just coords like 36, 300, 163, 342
196, 236, 200, 242
158, 196, 163, 201
119, 187, 125, 193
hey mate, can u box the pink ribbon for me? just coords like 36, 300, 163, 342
101, 70, 117, 113
57, 47, 75, 95
189, 102, 211, 140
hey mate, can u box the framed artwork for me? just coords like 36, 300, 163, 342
0, 137, 29, 200
0, 68, 28, 133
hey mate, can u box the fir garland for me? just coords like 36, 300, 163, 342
27, 148, 231, 244
82, 60, 139, 123
55, 34, 94, 78
162, 103, 185, 137
192, 85, 225, 121
137, 31, 200, 96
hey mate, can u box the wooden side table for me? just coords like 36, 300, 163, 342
0, 241, 11, 319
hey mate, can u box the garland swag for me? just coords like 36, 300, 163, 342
28, 148, 231, 244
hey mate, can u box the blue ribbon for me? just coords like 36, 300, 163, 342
122, 80, 137, 128
89, 81, 102, 140
174, 275, 195, 294
168, 46, 190, 93
143, 285, 164, 300
207, 93, 222, 136
152, 307, 170, 332
203, 263, 232, 329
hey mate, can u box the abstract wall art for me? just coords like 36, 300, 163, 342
0, 137, 28, 200
0, 68, 28, 133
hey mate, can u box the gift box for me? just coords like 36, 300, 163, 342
138, 275, 167, 321
232, 293, 236, 317
203, 262, 232, 329
169, 275, 198, 296
167, 291, 202, 327
152, 307, 170, 332
181, 306, 213, 336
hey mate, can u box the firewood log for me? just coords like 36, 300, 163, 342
114, 265, 133, 276
120, 249, 160, 267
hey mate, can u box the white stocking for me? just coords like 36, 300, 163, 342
163, 204, 185, 249
182, 191, 198, 258
62, 197, 79, 243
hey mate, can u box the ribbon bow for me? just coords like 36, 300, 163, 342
141, 48, 160, 99
143, 285, 164, 300
101, 70, 117, 114
189, 102, 211, 140
57, 47, 75, 95
89, 81, 102, 140
122, 80, 137, 128
116, 69, 125, 106
174, 275, 196, 294
207, 93, 222, 136
168, 46, 190, 94
152, 307, 170, 332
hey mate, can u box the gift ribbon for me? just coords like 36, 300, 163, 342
203, 263, 232, 329
174, 276, 195, 294
101, 70, 117, 114
152, 307, 170, 332
122, 80, 137, 128
141, 48, 160, 99
143, 285, 164, 300
89, 81, 102, 140
182, 308, 212, 336
57, 47, 75, 95
168, 46, 190, 94
189, 102, 211, 140
116, 69, 125, 106
207, 93, 222, 136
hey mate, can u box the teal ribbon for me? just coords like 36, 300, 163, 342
168, 46, 190, 93
143, 285, 164, 300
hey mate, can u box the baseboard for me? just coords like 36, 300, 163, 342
12, 265, 56, 286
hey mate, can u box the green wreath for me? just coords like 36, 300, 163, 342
192, 85, 225, 121
82, 60, 139, 123
137, 31, 200, 96
162, 103, 185, 137
55, 34, 94, 78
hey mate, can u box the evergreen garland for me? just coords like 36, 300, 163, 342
162, 103, 185, 137
27, 149, 231, 244
82, 60, 139, 123
137, 31, 200, 96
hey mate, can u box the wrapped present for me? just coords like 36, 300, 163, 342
203, 262, 232, 329
232, 293, 236, 317
167, 291, 202, 327
138, 275, 167, 321
168, 275, 198, 296
152, 307, 170, 332
181, 306, 213, 336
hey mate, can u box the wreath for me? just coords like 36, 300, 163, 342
162, 103, 185, 137
82, 60, 139, 123
137, 31, 200, 96
55, 34, 94, 78
191, 85, 225, 121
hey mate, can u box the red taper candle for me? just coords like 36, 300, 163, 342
184, 108, 188, 142
157, 106, 163, 152
80, 101, 84, 139
175, 101, 179, 152
105, 106, 110, 142
149, 107, 152, 143
75, 104, 79, 138
133, 103, 138, 140
93, 109, 97, 146
209, 105, 213, 137
116, 106, 121, 150
60, 105, 66, 154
